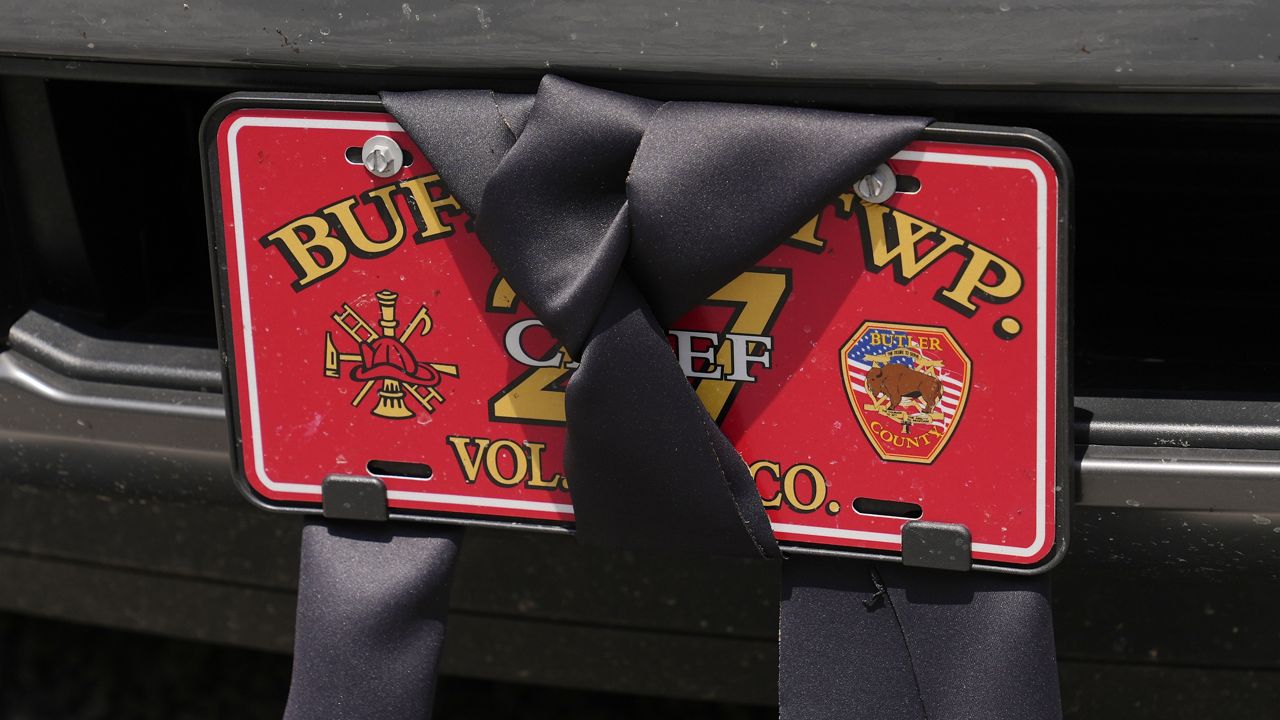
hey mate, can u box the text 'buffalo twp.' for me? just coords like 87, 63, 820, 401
261, 177, 1023, 322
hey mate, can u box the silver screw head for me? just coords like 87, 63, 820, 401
361, 135, 404, 178
853, 164, 897, 204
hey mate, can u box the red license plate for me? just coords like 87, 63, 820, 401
205, 95, 1069, 571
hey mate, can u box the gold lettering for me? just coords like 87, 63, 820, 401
446, 435, 490, 484
937, 244, 1024, 315
788, 193, 852, 252
788, 215, 824, 251
485, 439, 529, 486
399, 175, 462, 241
322, 185, 406, 256
751, 460, 784, 508
696, 269, 791, 422
862, 202, 965, 282
260, 215, 347, 290
524, 441, 566, 490
490, 367, 570, 424
782, 464, 827, 512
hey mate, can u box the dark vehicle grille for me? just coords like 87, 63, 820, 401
9, 80, 1280, 401
1, 69, 1278, 715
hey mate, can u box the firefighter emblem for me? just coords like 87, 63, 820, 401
840, 321, 970, 464
322, 289, 459, 419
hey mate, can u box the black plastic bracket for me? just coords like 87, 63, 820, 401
322, 475, 388, 522
901, 521, 972, 572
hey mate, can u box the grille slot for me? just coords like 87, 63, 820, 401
2, 80, 1276, 399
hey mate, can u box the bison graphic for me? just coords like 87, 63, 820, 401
864, 363, 945, 417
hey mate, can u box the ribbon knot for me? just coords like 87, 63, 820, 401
385, 76, 927, 558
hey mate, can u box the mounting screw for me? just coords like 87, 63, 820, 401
361, 135, 404, 178
853, 164, 897, 204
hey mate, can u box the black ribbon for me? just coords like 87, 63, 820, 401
782, 558, 1061, 719
284, 520, 462, 720
281, 76, 1062, 720
385, 76, 926, 558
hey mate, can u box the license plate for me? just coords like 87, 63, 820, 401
204, 94, 1069, 571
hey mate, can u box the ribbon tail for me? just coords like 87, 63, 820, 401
283, 518, 463, 720
780, 556, 1062, 720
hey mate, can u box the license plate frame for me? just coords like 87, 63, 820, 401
202, 92, 1071, 573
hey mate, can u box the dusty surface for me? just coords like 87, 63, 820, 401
3, 611, 1279, 719
0, 612, 767, 719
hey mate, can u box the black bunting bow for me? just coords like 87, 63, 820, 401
384, 76, 929, 558
284, 77, 1063, 720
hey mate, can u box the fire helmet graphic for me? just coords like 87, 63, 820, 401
322, 289, 459, 419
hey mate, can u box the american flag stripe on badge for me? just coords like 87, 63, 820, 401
845, 329, 961, 429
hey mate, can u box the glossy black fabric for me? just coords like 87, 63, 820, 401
380, 77, 1062, 720
385, 76, 927, 558
626, 101, 933, 325
283, 519, 462, 720
384, 90, 534, 219
781, 557, 1062, 720
564, 271, 779, 552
